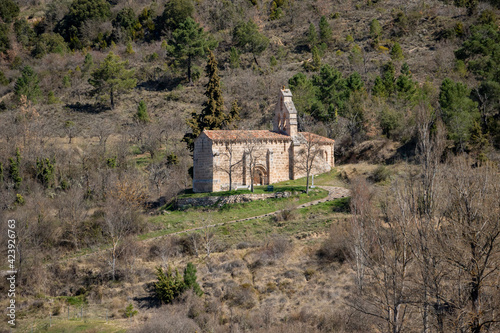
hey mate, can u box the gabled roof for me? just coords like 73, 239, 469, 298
202, 130, 292, 142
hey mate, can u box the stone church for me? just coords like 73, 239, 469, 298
192, 88, 335, 192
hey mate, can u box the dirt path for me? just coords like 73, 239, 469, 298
143, 186, 350, 242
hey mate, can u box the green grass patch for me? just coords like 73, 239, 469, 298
177, 185, 308, 198
273, 169, 346, 187
57, 295, 88, 307
141, 188, 328, 240
151, 197, 352, 247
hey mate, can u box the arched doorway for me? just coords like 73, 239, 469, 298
253, 165, 269, 186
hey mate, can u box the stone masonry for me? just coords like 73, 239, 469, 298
192, 88, 335, 192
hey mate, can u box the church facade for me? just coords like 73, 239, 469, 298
192, 88, 335, 192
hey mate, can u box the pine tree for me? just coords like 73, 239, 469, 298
270, 55, 278, 67
390, 42, 404, 61
183, 262, 203, 296
125, 41, 135, 54
233, 19, 269, 66
319, 16, 332, 43
382, 62, 396, 95
229, 46, 240, 69
35, 157, 55, 188
83, 52, 93, 72
372, 76, 387, 97
89, 52, 137, 109
14, 66, 41, 103
168, 17, 216, 83
8, 148, 22, 190
134, 100, 149, 123
370, 19, 382, 44
308, 23, 318, 47
311, 46, 321, 71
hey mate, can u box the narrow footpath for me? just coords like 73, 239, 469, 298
144, 186, 350, 242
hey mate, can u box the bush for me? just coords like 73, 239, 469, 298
371, 165, 391, 183
155, 266, 185, 304
124, 303, 138, 318
155, 262, 203, 304
317, 223, 350, 263
331, 197, 351, 213
274, 203, 297, 222
265, 234, 292, 260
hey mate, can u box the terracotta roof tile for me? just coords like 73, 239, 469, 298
203, 130, 292, 142
299, 132, 335, 144
201, 130, 335, 144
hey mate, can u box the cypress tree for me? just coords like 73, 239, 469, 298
184, 50, 226, 150
202, 50, 225, 129
228, 100, 241, 129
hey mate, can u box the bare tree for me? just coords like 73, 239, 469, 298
411, 104, 448, 333
141, 123, 164, 160
348, 178, 413, 333
103, 174, 146, 280
296, 132, 324, 194
243, 139, 265, 193
201, 217, 216, 258
57, 187, 88, 251
349, 177, 373, 291
147, 160, 172, 197
92, 118, 115, 153
439, 157, 500, 333
215, 139, 242, 191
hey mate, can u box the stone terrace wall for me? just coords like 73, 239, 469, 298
176, 192, 292, 209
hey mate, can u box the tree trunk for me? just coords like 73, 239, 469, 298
112, 244, 116, 281
305, 170, 310, 194
228, 153, 233, 191
253, 53, 259, 67
250, 165, 254, 193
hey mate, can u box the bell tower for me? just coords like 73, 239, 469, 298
273, 87, 298, 137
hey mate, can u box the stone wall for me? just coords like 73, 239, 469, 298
211, 139, 292, 192
193, 134, 214, 192
176, 191, 292, 209
292, 142, 335, 179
